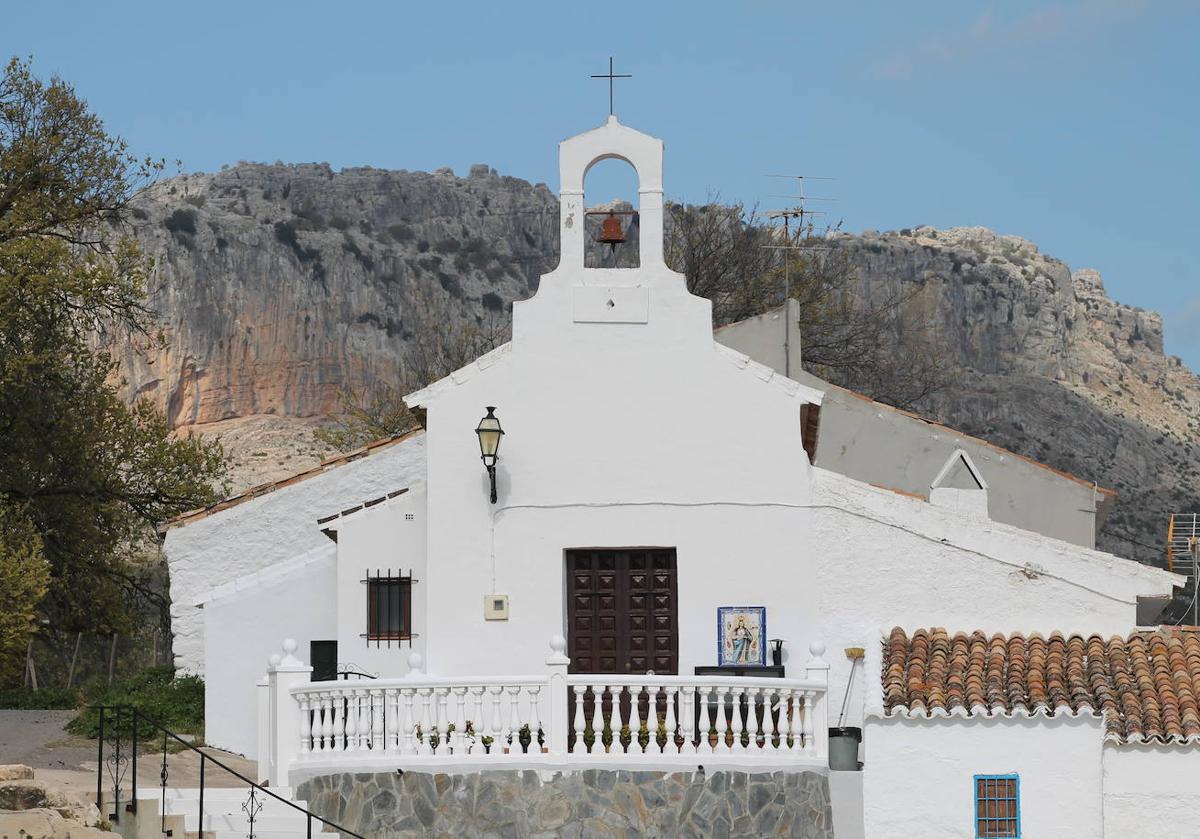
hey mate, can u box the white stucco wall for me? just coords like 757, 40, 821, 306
1103, 743, 1200, 838
164, 434, 426, 675
864, 713, 1104, 839
200, 547, 336, 756
330, 488, 427, 678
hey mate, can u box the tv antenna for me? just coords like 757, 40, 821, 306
760, 175, 839, 377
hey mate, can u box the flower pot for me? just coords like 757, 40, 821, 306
828, 726, 862, 771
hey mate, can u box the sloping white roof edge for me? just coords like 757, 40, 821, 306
712, 341, 824, 404
404, 342, 513, 409
192, 542, 336, 607
317, 486, 416, 534
811, 467, 1181, 597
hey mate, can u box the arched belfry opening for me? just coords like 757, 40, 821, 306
583, 157, 640, 268
557, 116, 666, 273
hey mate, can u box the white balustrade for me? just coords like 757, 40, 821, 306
282, 638, 830, 774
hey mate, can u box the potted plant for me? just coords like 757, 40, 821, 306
582, 726, 596, 753
481, 735, 494, 754
636, 720, 650, 752
518, 723, 532, 753
601, 724, 613, 753
538, 726, 548, 753
619, 724, 632, 752
708, 725, 719, 749
656, 720, 669, 752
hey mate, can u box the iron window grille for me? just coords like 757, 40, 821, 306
361, 568, 417, 647
974, 774, 1020, 838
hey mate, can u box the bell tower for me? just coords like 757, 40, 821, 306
510, 116, 714, 353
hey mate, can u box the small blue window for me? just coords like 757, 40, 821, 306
974, 774, 1020, 838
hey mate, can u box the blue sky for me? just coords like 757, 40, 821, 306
5, 1, 1198, 366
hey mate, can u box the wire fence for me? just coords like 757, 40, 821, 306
17, 627, 172, 693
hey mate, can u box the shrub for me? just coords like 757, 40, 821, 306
438, 273, 463, 298
67, 667, 204, 741
163, 209, 197, 236
481, 292, 503, 312
274, 221, 320, 263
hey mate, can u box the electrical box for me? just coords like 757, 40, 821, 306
484, 594, 509, 621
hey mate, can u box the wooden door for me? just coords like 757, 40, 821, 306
566, 548, 678, 675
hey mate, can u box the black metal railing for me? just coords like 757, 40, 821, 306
92, 704, 365, 838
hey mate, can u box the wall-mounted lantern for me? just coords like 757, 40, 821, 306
475, 406, 504, 503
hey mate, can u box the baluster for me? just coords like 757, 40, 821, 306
527, 686, 542, 752
762, 687, 776, 749
697, 687, 710, 753
489, 686, 504, 753
385, 689, 399, 753
628, 685, 642, 753
801, 691, 814, 756
351, 688, 364, 750
664, 685, 678, 754
299, 693, 312, 755
452, 687, 467, 753
321, 693, 335, 752
470, 687, 487, 755
731, 686, 746, 752
371, 689, 384, 751
748, 686, 758, 753
332, 691, 345, 751
361, 688, 374, 750
427, 688, 441, 754
506, 685, 522, 751
401, 689, 416, 755
416, 689, 432, 755
719, 686, 734, 753
344, 690, 358, 752
572, 684, 587, 753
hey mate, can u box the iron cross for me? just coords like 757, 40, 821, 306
591, 57, 632, 117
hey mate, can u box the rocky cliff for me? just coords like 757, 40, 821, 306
827, 226, 1199, 563
120, 165, 1199, 565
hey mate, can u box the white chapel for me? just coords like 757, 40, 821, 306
162, 114, 1198, 838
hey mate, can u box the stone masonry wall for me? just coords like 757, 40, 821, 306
297, 768, 833, 838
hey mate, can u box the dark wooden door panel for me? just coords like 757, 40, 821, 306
566, 548, 677, 675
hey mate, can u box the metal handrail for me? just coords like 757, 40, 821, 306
92, 704, 365, 838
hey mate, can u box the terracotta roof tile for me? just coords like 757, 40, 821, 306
883, 626, 1200, 744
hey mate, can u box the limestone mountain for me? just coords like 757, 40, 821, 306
119, 165, 1198, 565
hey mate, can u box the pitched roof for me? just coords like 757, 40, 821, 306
883, 626, 1200, 744
160, 428, 424, 532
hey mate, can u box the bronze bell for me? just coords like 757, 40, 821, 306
597, 212, 625, 247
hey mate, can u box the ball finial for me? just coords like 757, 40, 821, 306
268, 653, 282, 669
282, 638, 298, 655
408, 652, 424, 675
550, 635, 567, 655
809, 639, 827, 658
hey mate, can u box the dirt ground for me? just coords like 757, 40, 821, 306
0, 709, 257, 797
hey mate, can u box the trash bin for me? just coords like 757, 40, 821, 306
828, 726, 862, 770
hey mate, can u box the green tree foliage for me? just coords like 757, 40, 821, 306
0, 57, 226, 671
0, 502, 48, 684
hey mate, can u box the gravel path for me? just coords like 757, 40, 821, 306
0, 709, 256, 796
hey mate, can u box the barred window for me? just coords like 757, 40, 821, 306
975, 774, 1020, 838
363, 569, 413, 645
